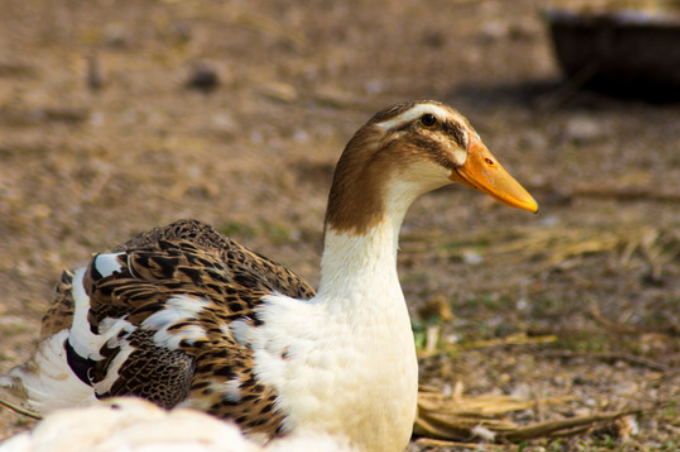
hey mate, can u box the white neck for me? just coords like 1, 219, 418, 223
300, 215, 417, 452
316, 220, 402, 311
316, 175, 431, 309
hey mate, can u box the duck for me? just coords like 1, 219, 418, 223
0, 100, 537, 452
0, 397, 356, 452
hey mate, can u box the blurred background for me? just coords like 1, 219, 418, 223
0, 0, 679, 449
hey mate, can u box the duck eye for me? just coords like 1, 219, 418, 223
420, 113, 437, 128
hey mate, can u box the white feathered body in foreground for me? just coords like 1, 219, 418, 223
0, 398, 356, 452
0, 101, 537, 452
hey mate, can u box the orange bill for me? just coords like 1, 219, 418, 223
449, 136, 538, 213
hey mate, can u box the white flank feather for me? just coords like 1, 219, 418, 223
69, 267, 100, 358
142, 295, 209, 349
0, 330, 97, 414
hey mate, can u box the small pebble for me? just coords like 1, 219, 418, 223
564, 116, 606, 144
186, 64, 220, 92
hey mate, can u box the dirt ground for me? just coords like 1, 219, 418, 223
0, 0, 679, 450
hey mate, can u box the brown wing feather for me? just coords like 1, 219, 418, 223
40, 270, 76, 339
114, 218, 316, 302
40, 219, 316, 438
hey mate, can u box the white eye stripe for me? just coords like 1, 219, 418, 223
375, 104, 451, 131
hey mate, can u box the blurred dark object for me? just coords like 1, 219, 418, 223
544, 0, 680, 100
87, 54, 104, 92
186, 63, 220, 93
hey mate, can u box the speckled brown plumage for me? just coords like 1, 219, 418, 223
39, 219, 316, 438
40, 270, 75, 340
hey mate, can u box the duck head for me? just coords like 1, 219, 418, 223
325, 101, 538, 235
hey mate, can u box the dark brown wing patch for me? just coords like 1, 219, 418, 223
93, 328, 195, 409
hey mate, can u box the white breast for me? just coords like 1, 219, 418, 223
232, 226, 418, 452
